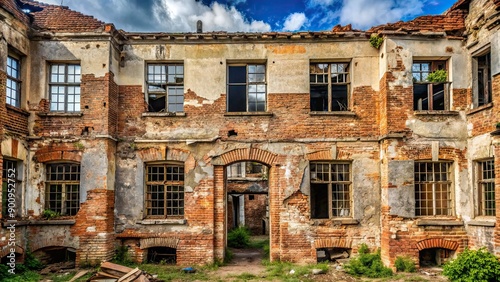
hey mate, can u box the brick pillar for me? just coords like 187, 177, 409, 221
494, 143, 500, 255
213, 165, 225, 261
71, 139, 116, 265
269, 165, 280, 261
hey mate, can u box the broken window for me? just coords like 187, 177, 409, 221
477, 159, 495, 216
145, 163, 184, 218
2, 159, 22, 218
6, 55, 21, 107
146, 63, 184, 112
45, 163, 80, 216
227, 64, 266, 112
412, 61, 449, 111
310, 162, 351, 219
49, 63, 81, 112
310, 63, 350, 112
473, 52, 492, 107
414, 162, 452, 216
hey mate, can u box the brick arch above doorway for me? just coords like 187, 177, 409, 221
416, 238, 459, 251
211, 148, 278, 166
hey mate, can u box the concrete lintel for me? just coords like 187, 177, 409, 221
2, 220, 76, 227
137, 219, 187, 225
467, 220, 495, 227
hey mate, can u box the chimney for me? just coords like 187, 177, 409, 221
197, 20, 203, 33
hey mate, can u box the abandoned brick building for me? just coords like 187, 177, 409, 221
0, 0, 499, 268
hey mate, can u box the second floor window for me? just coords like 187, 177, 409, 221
6, 56, 21, 107
477, 159, 495, 216
146, 64, 184, 112
412, 61, 449, 111
49, 64, 81, 112
414, 161, 452, 216
310, 162, 351, 218
145, 163, 185, 218
227, 64, 266, 112
474, 52, 492, 107
310, 63, 350, 112
45, 163, 80, 216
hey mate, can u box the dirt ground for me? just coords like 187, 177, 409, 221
209, 247, 450, 282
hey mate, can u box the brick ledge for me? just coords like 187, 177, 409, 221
2, 220, 76, 227
415, 219, 464, 226
467, 220, 495, 227
137, 219, 187, 225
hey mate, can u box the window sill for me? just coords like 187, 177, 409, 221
312, 218, 359, 225
224, 112, 273, 117
415, 219, 464, 226
414, 110, 459, 116
6, 104, 30, 116
467, 219, 495, 227
37, 112, 83, 117
2, 219, 76, 227
138, 219, 186, 225
466, 103, 493, 115
142, 112, 186, 117
309, 111, 356, 116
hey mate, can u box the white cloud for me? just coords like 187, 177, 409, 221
282, 12, 307, 31
37, 0, 270, 32
153, 0, 270, 32
306, 0, 338, 7
338, 0, 425, 29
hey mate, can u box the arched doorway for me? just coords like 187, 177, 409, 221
226, 161, 270, 264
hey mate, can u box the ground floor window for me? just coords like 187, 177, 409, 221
414, 162, 452, 216
45, 163, 80, 216
145, 163, 184, 218
477, 159, 495, 216
310, 162, 351, 218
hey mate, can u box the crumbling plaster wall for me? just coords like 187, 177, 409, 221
119, 40, 379, 101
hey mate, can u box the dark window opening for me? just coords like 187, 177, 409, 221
33, 247, 76, 264
45, 163, 80, 216
419, 248, 452, 267
310, 162, 352, 219
146, 64, 184, 112
310, 63, 350, 112
227, 64, 266, 112
145, 163, 185, 218
147, 247, 176, 264
316, 247, 351, 262
476, 53, 492, 107
414, 162, 452, 216
478, 159, 495, 216
412, 61, 448, 111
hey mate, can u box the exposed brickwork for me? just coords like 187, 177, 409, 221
71, 189, 115, 265
5, 105, 29, 136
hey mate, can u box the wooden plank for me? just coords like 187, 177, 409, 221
101, 261, 134, 274
69, 270, 89, 282
117, 268, 141, 282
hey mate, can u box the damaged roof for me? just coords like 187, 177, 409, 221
368, 1, 470, 37
0, 0, 479, 39
1, 0, 106, 32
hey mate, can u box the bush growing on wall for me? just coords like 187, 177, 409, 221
443, 248, 500, 282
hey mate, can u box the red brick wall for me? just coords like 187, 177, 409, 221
5, 105, 29, 136
71, 189, 115, 265
467, 74, 500, 136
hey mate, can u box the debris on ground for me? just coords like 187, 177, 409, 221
40, 261, 76, 274
89, 261, 152, 281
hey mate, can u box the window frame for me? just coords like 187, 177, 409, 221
45, 162, 81, 216
414, 161, 453, 216
476, 159, 495, 217
226, 63, 267, 112
412, 60, 450, 111
309, 62, 351, 112
144, 162, 185, 219
309, 161, 352, 219
48, 63, 81, 113
6, 55, 22, 107
472, 51, 492, 108
146, 63, 184, 113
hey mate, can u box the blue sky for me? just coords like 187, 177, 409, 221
41, 0, 458, 32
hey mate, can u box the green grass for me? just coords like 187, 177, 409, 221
2, 270, 41, 282
262, 260, 329, 282
139, 263, 212, 281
